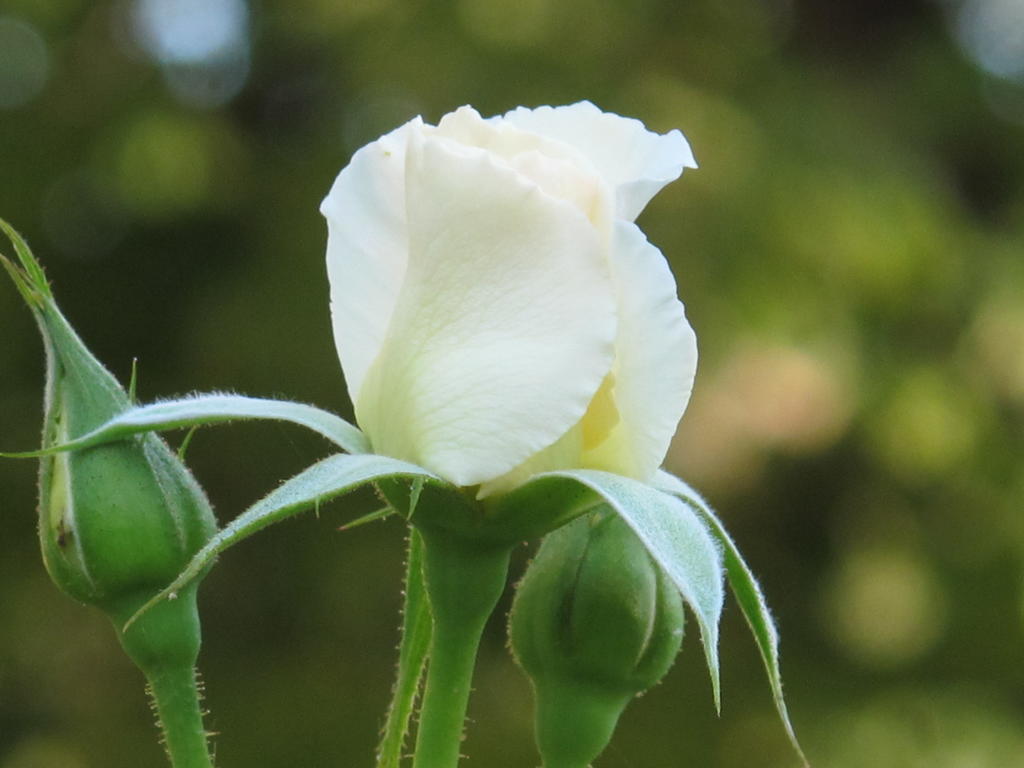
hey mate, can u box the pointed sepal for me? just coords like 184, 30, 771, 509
1, 219, 217, 614
2, 393, 370, 458
125, 453, 441, 630
654, 470, 809, 766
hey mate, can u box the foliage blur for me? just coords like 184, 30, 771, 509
1, 0, 1022, 765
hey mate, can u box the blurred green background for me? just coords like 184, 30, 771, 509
1, 0, 1023, 765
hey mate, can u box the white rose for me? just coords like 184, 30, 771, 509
321, 101, 698, 494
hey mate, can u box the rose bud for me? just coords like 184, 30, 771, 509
1, 222, 216, 728
509, 510, 685, 768
321, 102, 698, 497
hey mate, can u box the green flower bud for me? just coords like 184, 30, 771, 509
1, 225, 216, 670
509, 510, 685, 768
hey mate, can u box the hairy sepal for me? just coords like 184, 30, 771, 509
125, 453, 442, 630
654, 470, 809, 766
2, 393, 369, 458
503, 469, 725, 711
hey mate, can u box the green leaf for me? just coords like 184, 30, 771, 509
124, 453, 440, 631
541, 469, 725, 712
2, 393, 370, 458
377, 528, 432, 768
654, 470, 808, 767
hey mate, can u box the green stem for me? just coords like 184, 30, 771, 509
146, 663, 213, 768
412, 529, 511, 768
534, 678, 629, 768
111, 587, 213, 768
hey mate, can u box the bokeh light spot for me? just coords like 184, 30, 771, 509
669, 341, 853, 493
131, 0, 250, 107
721, 344, 854, 452
112, 112, 215, 218
162, 52, 251, 109
818, 689, 1024, 768
956, 0, 1024, 82
1, 738, 87, 768
868, 369, 980, 481
971, 291, 1024, 404
0, 16, 49, 109
133, 0, 247, 65
822, 547, 947, 667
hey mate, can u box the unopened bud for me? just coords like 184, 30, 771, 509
2, 223, 216, 670
509, 510, 684, 768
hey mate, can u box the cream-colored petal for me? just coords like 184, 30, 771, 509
355, 132, 617, 487
582, 222, 698, 481
434, 106, 612, 231
501, 101, 697, 221
476, 421, 584, 499
478, 370, 615, 497
321, 119, 419, 405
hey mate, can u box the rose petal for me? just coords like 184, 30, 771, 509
321, 119, 418, 406
435, 106, 612, 231
355, 131, 617, 486
476, 424, 584, 498
581, 221, 698, 480
501, 101, 697, 221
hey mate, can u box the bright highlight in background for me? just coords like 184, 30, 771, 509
133, 0, 248, 65
132, 0, 251, 108
955, 0, 1024, 81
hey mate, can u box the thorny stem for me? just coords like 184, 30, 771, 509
146, 664, 214, 768
411, 529, 510, 768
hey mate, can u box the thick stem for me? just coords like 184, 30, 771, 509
146, 664, 214, 768
413, 623, 483, 768
112, 587, 212, 768
412, 529, 511, 768
534, 678, 630, 768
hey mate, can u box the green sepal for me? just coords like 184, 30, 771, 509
2, 392, 370, 458
654, 470, 809, 767
0, 218, 52, 305
1, 219, 217, 613
339, 505, 396, 531
479, 473, 606, 542
509, 511, 686, 768
2, 219, 217, 768
507, 470, 724, 711
125, 453, 442, 630
376, 528, 432, 768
